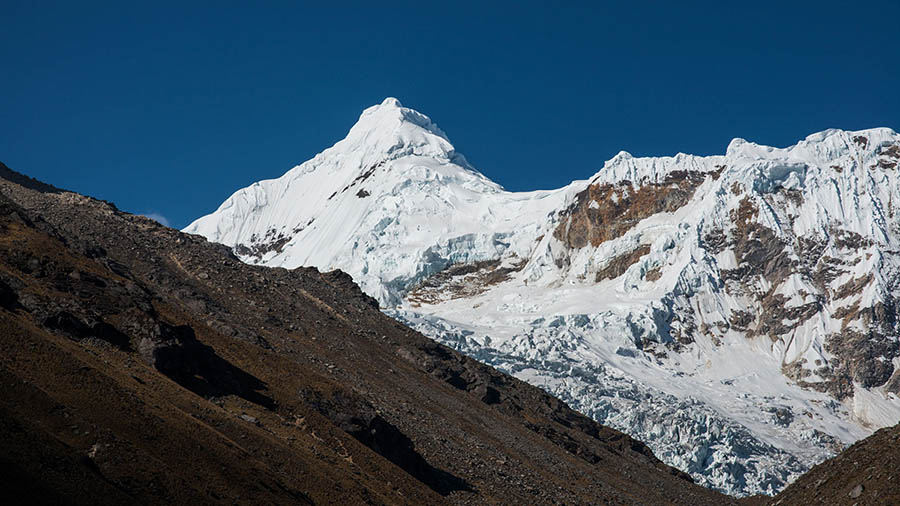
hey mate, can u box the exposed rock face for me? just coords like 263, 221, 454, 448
42, 310, 132, 350
554, 170, 707, 249
595, 244, 651, 281
234, 227, 291, 260
407, 259, 526, 306
0, 161, 730, 505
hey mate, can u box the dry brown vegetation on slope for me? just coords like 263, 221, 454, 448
0, 161, 732, 505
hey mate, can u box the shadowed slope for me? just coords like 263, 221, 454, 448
762, 423, 900, 505
0, 161, 732, 505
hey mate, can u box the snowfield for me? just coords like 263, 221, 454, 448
186, 98, 900, 496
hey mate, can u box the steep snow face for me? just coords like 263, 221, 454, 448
186, 100, 900, 497
186, 97, 574, 305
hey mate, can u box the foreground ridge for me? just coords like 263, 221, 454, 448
765, 422, 900, 505
0, 160, 730, 504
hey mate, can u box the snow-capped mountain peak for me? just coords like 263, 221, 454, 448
186, 99, 900, 497
185, 98, 517, 304
340, 96, 457, 164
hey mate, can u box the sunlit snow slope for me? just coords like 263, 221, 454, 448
186, 98, 900, 496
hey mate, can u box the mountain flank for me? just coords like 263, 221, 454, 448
0, 160, 731, 505
764, 422, 900, 505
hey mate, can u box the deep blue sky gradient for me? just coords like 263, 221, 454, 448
2, 1, 899, 228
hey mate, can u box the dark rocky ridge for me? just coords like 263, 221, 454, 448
761, 422, 900, 505
0, 160, 732, 505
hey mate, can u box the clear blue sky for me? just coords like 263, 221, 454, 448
2, 1, 898, 228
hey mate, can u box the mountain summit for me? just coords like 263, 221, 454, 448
340, 96, 459, 162
186, 100, 900, 496
185, 98, 525, 304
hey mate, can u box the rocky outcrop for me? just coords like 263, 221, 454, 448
554, 170, 708, 249
406, 259, 526, 306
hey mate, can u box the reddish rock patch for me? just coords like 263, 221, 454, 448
554, 171, 707, 249
596, 245, 651, 282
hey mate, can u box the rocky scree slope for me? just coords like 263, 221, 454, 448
762, 422, 900, 505
187, 98, 900, 496
0, 161, 731, 505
